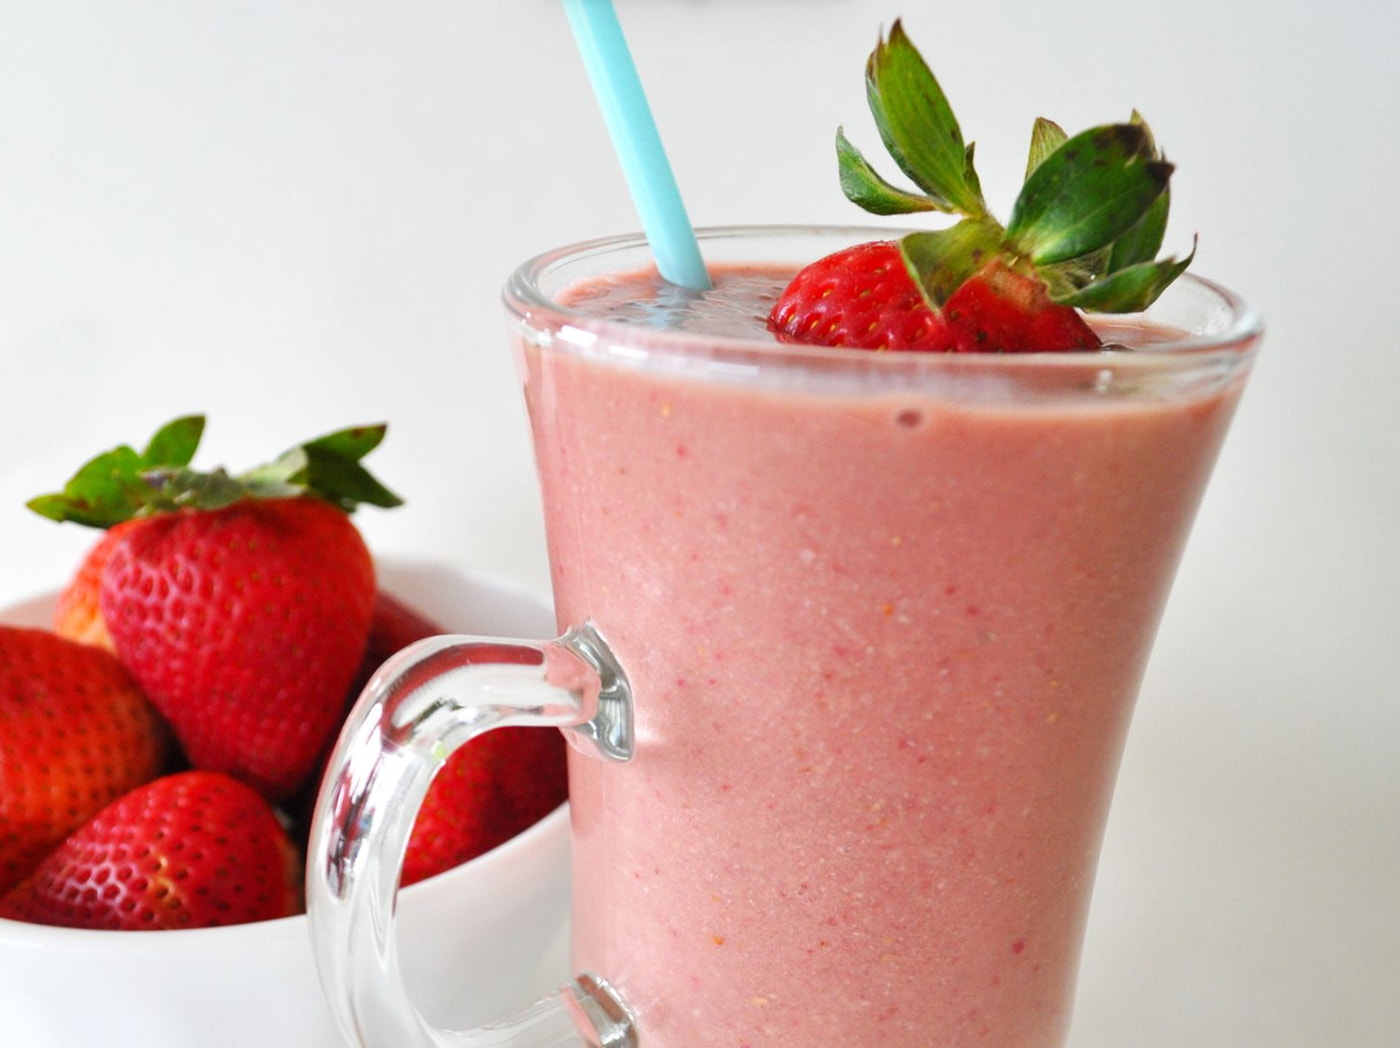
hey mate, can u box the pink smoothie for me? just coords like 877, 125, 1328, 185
515, 261, 1252, 1047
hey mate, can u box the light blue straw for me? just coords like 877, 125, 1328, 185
563, 0, 711, 290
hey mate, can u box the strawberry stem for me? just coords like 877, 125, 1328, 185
836, 20, 1195, 315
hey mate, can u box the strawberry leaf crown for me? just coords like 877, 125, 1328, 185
841, 20, 1194, 312
29, 415, 403, 528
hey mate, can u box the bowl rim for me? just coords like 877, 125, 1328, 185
0, 802, 569, 948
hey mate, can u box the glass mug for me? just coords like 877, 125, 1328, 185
306, 226, 1261, 1047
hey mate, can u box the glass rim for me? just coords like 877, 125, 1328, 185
502, 224, 1262, 377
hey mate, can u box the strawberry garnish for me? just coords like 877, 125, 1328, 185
942, 260, 1102, 353
0, 627, 170, 895
0, 770, 301, 930
28, 416, 400, 801
768, 240, 951, 351
770, 20, 1195, 353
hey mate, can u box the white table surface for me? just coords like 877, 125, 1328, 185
2, 3, 1396, 1045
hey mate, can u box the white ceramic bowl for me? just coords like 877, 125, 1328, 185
0, 561, 571, 1048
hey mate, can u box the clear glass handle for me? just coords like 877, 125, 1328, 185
306, 623, 636, 1048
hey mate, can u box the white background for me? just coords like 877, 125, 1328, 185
1, 2, 1396, 1045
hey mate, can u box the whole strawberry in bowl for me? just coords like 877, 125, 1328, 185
28, 415, 395, 802
0, 627, 169, 896
0, 769, 302, 930
0, 417, 572, 1048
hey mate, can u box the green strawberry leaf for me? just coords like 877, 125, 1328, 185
962, 142, 984, 204
1025, 117, 1068, 181
900, 219, 1004, 306
298, 446, 403, 511
864, 20, 987, 218
1103, 111, 1169, 271
26, 445, 149, 527
837, 128, 942, 215
29, 416, 402, 526
248, 444, 401, 512
1007, 123, 1172, 265
225, 455, 308, 500
302, 423, 388, 464
141, 415, 204, 469
241, 427, 402, 512
149, 466, 252, 511
1039, 249, 1111, 300
1106, 187, 1170, 272
1129, 109, 1158, 153
1054, 238, 1196, 312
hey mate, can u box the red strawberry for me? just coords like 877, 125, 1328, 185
289, 587, 451, 829
52, 525, 129, 651
0, 627, 170, 894
343, 595, 569, 887
0, 770, 301, 930
770, 245, 1100, 354
942, 259, 1101, 352
403, 721, 568, 886
100, 497, 376, 800
29, 415, 401, 801
360, 590, 450, 675
770, 20, 1193, 353
768, 240, 951, 351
